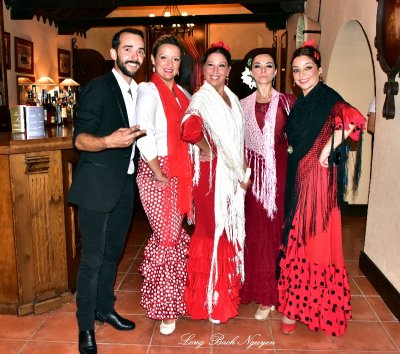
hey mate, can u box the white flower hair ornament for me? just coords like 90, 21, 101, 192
241, 58, 256, 89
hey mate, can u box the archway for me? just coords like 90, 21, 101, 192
326, 20, 375, 205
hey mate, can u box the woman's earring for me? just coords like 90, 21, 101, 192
225, 76, 229, 86
152, 66, 155, 73
272, 76, 276, 88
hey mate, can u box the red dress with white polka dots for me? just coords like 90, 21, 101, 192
137, 157, 190, 320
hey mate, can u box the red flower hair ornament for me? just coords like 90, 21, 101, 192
302, 39, 318, 48
209, 41, 231, 52
302, 40, 320, 61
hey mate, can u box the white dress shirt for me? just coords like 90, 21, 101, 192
112, 68, 138, 174
135, 82, 169, 162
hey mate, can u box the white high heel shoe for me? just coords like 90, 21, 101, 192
209, 318, 220, 324
160, 320, 176, 335
254, 305, 275, 320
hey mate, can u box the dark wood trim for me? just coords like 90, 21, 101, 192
342, 203, 368, 217
359, 251, 400, 321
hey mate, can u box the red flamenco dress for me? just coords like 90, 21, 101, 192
278, 101, 365, 336
241, 95, 295, 307
181, 115, 242, 323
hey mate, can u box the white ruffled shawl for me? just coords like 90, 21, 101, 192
182, 81, 246, 315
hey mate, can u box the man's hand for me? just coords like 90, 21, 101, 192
75, 125, 146, 152
105, 125, 146, 149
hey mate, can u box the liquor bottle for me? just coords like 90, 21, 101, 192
44, 94, 54, 126
52, 96, 60, 126
31, 85, 39, 106
25, 90, 37, 106
61, 90, 68, 125
41, 89, 47, 125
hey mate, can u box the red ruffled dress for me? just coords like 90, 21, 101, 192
278, 102, 365, 336
241, 95, 295, 307
181, 115, 242, 323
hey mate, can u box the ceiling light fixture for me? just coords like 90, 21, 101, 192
149, 5, 195, 37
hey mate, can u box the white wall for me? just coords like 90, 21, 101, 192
3, 7, 74, 106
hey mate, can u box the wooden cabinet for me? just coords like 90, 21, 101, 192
0, 127, 78, 315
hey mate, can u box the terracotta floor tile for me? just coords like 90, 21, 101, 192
0, 339, 28, 353
98, 344, 149, 353
271, 319, 336, 351
119, 272, 144, 291
382, 321, 400, 348
152, 317, 212, 348
95, 315, 154, 345
149, 346, 211, 353
135, 245, 146, 259
129, 257, 144, 273
114, 290, 146, 315
343, 246, 363, 261
114, 272, 126, 290
122, 245, 142, 259
213, 347, 274, 353
365, 296, 398, 321
274, 351, 337, 354
352, 277, 379, 295
0, 314, 47, 340
206, 317, 274, 350
0, 211, 399, 354
237, 302, 259, 319
31, 311, 77, 342
117, 257, 135, 273
345, 260, 365, 276
20, 341, 78, 353
58, 299, 77, 313
337, 352, 399, 354
349, 277, 362, 295
350, 295, 378, 321
334, 321, 397, 351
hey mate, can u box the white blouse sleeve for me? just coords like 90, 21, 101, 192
135, 83, 159, 162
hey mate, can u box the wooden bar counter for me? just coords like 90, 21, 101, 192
0, 125, 79, 315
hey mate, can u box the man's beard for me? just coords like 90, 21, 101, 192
117, 56, 141, 78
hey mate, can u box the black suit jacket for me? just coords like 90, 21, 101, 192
68, 71, 134, 212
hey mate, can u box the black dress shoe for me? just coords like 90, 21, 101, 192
95, 310, 135, 331
79, 330, 97, 354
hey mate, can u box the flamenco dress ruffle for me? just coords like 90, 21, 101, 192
137, 157, 189, 320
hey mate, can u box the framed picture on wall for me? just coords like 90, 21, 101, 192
58, 49, 71, 77
16, 75, 35, 105
3, 32, 11, 70
14, 37, 34, 74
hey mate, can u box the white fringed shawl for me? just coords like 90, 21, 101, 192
241, 90, 290, 218
182, 81, 246, 315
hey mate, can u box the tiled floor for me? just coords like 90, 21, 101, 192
0, 208, 399, 353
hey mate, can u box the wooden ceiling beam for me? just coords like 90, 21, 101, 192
8, 0, 294, 10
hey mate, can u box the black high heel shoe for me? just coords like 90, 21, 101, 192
79, 330, 97, 354
95, 310, 135, 331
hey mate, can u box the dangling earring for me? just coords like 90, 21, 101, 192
319, 73, 323, 82
152, 66, 155, 73
272, 76, 276, 88
225, 76, 229, 86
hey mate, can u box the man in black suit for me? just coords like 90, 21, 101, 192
68, 28, 146, 354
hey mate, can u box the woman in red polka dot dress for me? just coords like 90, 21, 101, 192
135, 35, 192, 336
277, 42, 366, 336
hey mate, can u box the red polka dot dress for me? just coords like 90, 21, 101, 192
278, 102, 365, 336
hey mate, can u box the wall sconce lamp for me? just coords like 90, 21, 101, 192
33, 76, 57, 86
